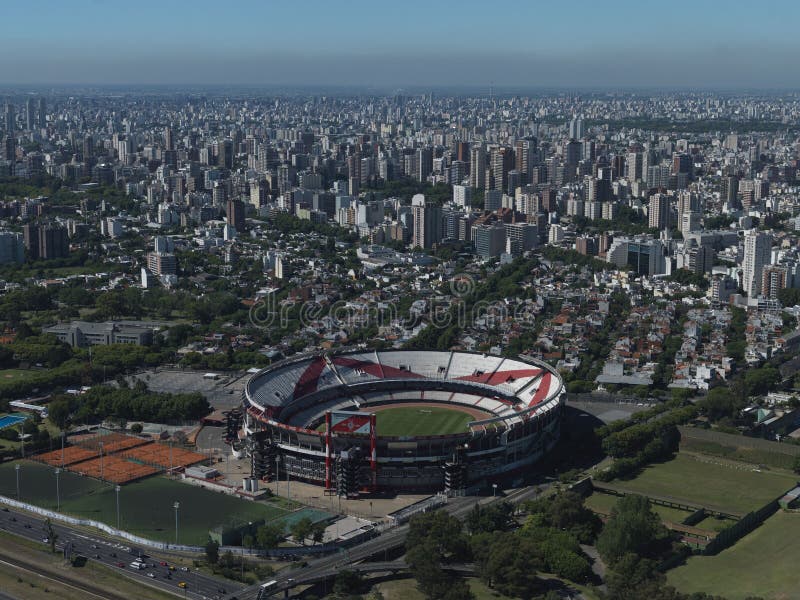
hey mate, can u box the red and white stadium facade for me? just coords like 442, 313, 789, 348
242, 349, 565, 493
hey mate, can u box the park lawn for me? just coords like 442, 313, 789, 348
0, 369, 37, 382
368, 575, 599, 600
694, 514, 736, 533
0, 462, 290, 546
585, 492, 691, 523
584, 491, 618, 514
668, 511, 800, 600
375, 406, 474, 436
611, 453, 795, 514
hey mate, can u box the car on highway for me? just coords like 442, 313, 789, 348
178, 582, 187, 588
159, 561, 168, 566
116, 562, 125, 568
147, 572, 156, 579
180, 566, 189, 572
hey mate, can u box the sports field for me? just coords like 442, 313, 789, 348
0, 461, 292, 546
609, 453, 795, 514
668, 511, 800, 599
372, 405, 475, 436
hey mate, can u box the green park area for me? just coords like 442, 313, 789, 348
607, 453, 796, 514
368, 575, 599, 600
586, 491, 693, 525
668, 511, 800, 600
0, 461, 308, 546
0, 369, 37, 382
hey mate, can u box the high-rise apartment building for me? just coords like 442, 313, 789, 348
411, 194, 441, 250
470, 145, 486, 189
743, 230, 772, 298
648, 193, 670, 230
417, 147, 432, 183
227, 198, 246, 232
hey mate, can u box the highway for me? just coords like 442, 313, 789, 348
0, 485, 544, 600
0, 506, 243, 600
243, 486, 543, 599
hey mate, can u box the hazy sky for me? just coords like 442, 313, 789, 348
2, 0, 799, 88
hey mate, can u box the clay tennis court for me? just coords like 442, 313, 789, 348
35, 445, 97, 467
32, 432, 209, 484
121, 443, 207, 470
70, 455, 159, 484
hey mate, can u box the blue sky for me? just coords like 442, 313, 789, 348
2, 0, 799, 88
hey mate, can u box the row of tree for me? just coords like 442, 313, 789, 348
48, 382, 210, 428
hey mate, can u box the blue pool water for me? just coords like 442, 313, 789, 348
0, 414, 27, 430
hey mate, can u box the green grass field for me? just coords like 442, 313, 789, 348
610, 453, 795, 514
374, 406, 474, 436
0, 461, 293, 546
585, 492, 692, 524
0, 369, 36, 382
668, 511, 800, 599
367, 575, 599, 600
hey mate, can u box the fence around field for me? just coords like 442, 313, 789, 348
31, 430, 210, 485
591, 481, 744, 520
679, 426, 800, 470
703, 498, 781, 555
69, 455, 160, 484
73, 432, 151, 454
121, 444, 207, 470
35, 446, 97, 467
0, 493, 374, 558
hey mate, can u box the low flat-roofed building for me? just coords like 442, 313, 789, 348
45, 321, 154, 347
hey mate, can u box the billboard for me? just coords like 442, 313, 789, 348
329, 411, 372, 435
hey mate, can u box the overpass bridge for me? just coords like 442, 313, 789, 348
247, 485, 541, 599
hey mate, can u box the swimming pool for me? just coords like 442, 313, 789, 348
0, 414, 28, 430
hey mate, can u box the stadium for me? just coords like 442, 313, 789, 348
235, 350, 564, 494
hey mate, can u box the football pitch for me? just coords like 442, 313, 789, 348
373, 405, 474, 436
0, 461, 294, 546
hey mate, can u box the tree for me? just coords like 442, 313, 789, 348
256, 522, 283, 549
332, 570, 363, 596
474, 533, 542, 599
130, 423, 143, 434
406, 510, 468, 561
597, 495, 670, 565
465, 502, 514, 535
47, 398, 71, 430
242, 534, 254, 550
311, 521, 326, 545
290, 517, 313, 546
43, 518, 58, 554
205, 538, 220, 564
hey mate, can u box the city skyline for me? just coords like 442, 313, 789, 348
3, 0, 800, 88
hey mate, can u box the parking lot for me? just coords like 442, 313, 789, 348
127, 369, 249, 410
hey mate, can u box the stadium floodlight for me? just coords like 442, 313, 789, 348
115, 485, 121, 530
173, 501, 180, 544
54, 468, 61, 510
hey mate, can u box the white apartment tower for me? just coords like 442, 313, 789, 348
743, 230, 772, 298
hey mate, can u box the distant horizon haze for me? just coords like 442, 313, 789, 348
3, 0, 800, 88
